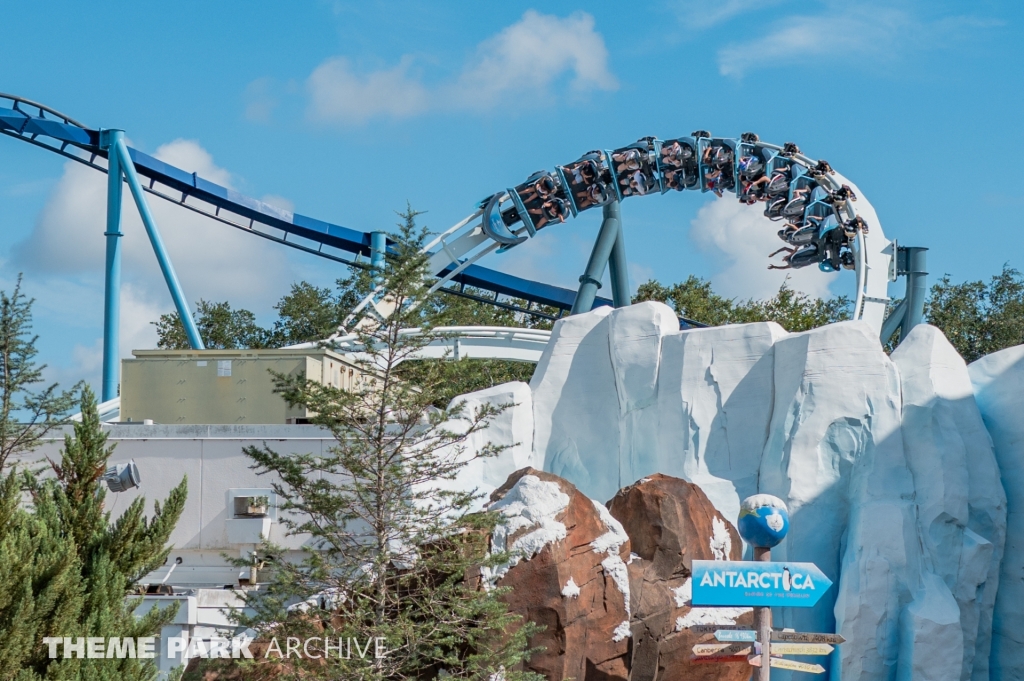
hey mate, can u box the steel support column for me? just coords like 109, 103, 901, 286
99, 129, 124, 402
113, 139, 205, 350
608, 219, 630, 308
880, 246, 929, 346
370, 230, 386, 271
904, 247, 928, 330
571, 201, 621, 315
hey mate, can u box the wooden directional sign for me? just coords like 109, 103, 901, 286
715, 629, 757, 642
692, 560, 833, 607
693, 642, 753, 657
772, 631, 846, 644
770, 642, 834, 656
691, 655, 750, 665
748, 656, 826, 674
688, 623, 748, 636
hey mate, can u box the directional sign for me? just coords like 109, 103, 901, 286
693, 642, 753, 657
772, 631, 845, 644
688, 623, 748, 636
716, 629, 757, 642
691, 560, 833, 607
770, 642, 834, 656
690, 655, 750, 665
748, 656, 825, 674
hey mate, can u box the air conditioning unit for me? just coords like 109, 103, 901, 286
225, 488, 275, 545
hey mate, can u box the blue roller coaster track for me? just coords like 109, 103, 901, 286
0, 92, 926, 402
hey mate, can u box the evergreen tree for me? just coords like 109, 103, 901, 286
192, 208, 541, 680
154, 299, 272, 350
0, 388, 188, 680
0, 275, 80, 474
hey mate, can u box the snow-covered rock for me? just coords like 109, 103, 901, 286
442, 305, 1019, 679
969, 345, 1024, 679
486, 468, 632, 681
441, 381, 538, 511
894, 325, 1005, 680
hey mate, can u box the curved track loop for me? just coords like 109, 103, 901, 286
0, 94, 891, 332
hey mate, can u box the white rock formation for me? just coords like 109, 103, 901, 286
969, 345, 1024, 679
442, 381, 538, 511
894, 325, 1005, 681
443, 304, 1013, 679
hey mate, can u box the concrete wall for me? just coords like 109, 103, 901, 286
121, 348, 366, 424
28, 424, 337, 587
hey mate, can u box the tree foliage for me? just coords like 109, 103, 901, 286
924, 264, 1024, 363
634, 275, 851, 332
0, 387, 188, 680
190, 208, 541, 680
0, 275, 80, 474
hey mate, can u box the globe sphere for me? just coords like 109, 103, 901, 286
738, 494, 790, 548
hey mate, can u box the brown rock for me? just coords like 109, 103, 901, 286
608, 474, 752, 681
489, 467, 632, 681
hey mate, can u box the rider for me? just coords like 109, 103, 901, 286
528, 197, 571, 229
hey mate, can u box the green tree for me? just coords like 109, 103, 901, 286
0, 387, 188, 680
634, 275, 850, 332
154, 299, 272, 350
194, 208, 541, 680
925, 264, 1024, 363
269, 281, 353, 346
0, 275, 80, 474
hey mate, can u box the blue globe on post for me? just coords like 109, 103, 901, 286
738, 494, 790, 548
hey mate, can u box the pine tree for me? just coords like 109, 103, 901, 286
0, 387, 188, 680
0, 275, 80, 474
191, 208, 541, 680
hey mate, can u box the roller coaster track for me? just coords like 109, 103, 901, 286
0, 93, 612, 318
1, 92, 913, 339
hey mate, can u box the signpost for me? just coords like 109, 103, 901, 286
690, 560, 833, 607
690, 655, 750, 665
773, 631, 845, 644
692, 642, 753, 657
748, 656, 826, 674
686, 495, 845, 679
769, 642, 834, 656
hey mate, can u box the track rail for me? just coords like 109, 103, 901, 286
1, 93, 893, 331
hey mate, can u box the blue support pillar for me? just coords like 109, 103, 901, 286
113, 139, 205, 350
99, 130, 124, 402
571, 201, 621, 315
370, 231, 386, 271
608, 219, 630, 308
904, 247, 929, 331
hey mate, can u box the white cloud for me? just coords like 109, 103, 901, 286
11, 138, 297, 388
244, 77, 279, 123
306, 11, 617, 125
717, 6, 998, 77
689, 198, 837, 300
447, 10, 618, 110
14, 139, 292, 311
307, 56, 430, 124
673, 0, 788, 29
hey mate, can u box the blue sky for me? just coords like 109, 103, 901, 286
1, 0, 1021, 391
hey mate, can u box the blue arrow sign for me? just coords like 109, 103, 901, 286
715, 629, 757, 642
691, 560, 833, 608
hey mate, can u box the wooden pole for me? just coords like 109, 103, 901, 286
754, 546, 772, 681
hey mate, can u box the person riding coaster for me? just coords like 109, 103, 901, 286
612, 148, 643, 172
528, 197, 571, 229
660, 140, 694, 168
768, 243, 822, 270
738, 155, 764, 179
843, 215, 869, 237
519, 173, 559, 204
